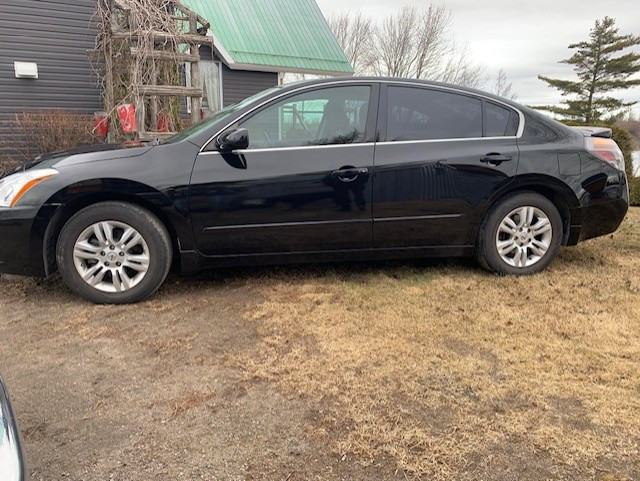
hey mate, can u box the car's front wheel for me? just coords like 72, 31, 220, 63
56, 201, 172, 304
476, 192, 563, 275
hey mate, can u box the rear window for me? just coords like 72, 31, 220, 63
386, 87, 482, 141
486, 102, 519, 137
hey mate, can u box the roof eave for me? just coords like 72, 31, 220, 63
207, 32, 353, 77
227, 62, 354, 76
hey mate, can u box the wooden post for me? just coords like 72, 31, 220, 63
104, 0, 116, 142
189, 13, 202, 124
97, 0, 209, 141
129, 11, 145, 138
150, 46, 158, 132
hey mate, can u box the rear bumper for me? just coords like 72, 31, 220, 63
568, 175, 629, 245
0, 207, 46, 277
577, 197, 629, 242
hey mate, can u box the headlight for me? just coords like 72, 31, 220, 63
0, 169, 58, 207
0, 379, 26, 481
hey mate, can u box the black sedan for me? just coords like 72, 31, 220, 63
0, 78, 629, 303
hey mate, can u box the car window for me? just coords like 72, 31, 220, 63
163, 87, 280, 145
240, 86, 371, 149
387, 86, 482, 141
486, 102, 519, 137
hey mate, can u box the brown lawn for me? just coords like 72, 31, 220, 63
1, 208, 639, 480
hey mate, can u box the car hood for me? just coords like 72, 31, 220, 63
1, 143, 152, 178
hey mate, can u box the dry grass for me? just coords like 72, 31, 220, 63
2, 210, 639, 480
236, 208, 640, 480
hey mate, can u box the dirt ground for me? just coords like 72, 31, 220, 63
1, 208, 639, 481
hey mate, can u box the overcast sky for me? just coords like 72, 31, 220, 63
316, 0, 640, 113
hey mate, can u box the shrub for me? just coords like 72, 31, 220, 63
608, 126, 639, 206
0, 155, 18, 173
630, 177, 640, 206
609, 125, 634, 182
4, 110, 103, 162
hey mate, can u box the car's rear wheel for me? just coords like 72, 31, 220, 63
476, 192, 563, 275
56, 202, 172, 304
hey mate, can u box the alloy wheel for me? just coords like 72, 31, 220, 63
72, 221, 150, 293
495, 206, 553, 268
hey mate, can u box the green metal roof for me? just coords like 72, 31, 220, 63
181, 0, 353, 75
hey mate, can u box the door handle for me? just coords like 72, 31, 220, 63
480, 153, 513, 165
331, 167, 369, 182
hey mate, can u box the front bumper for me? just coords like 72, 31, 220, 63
0, 206, 46, 277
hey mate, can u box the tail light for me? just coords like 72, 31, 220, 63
585, 137, 625, 172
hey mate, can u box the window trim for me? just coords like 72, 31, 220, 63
198, 80, 523, 153
374, 136, 519, 146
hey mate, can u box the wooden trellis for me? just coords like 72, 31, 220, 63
89, 0, 213, 141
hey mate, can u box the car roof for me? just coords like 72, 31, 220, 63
190, 76, 568, 148
278, 76, 524, 111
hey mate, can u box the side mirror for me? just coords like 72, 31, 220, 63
0, 378, 27, 481
217, 128, 249, 152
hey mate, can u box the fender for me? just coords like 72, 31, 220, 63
33, 178, 195, 277
467, 173, 581, 246
500, 174, 581, 210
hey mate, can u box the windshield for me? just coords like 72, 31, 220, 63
162, 87, 281, 145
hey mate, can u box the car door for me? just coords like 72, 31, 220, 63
190, 83, 378, 257
373, 84, 520, 248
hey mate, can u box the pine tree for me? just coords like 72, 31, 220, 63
537, 17, 640, 123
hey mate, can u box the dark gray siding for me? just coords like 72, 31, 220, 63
221, 64, 278, 106
0, 0, 102, 157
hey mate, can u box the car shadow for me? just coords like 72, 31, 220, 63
175, 256, 478, 287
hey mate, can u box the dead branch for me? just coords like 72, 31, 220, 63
90, 0, 211, 139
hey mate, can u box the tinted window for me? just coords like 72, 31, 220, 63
387, 87, 482, 141
241, 86, 371, 149
165, 87, 280, 145
486, 102, 519, 137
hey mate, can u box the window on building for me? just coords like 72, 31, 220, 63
186, 60, 223, 115
201, 61, 223, 114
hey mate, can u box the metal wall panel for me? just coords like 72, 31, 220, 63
220, 63, 278, 107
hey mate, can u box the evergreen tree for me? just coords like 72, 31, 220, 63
537, 17, 640, 123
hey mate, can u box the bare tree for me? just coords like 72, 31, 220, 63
370, 6, 418, 77
438, 44, 487, 88
492, 68, 517, 99
412, 5, 454, 79
332, 5, 487, 88
328, 11, 374, 74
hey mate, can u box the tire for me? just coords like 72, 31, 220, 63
56, 201, 172, 304
475, 192, 563, 275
